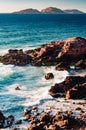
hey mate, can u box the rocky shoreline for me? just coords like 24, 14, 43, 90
0, 37, 86, 69
0, 98, 86, 130
0, 37, 86, 130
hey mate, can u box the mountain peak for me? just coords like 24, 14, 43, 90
13, 8, 41, 14
41, 7, 64, 14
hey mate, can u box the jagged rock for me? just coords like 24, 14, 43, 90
7, 115, 14, 127
26, 107, 86, 130
0, 37, 86, 69
66, 83, 86, 99
0, 111, 5, 128
49, 76, 86, 99
75, 60, 86, 69
45, 73, 54, 80
55, 62, 70, 70
0, 49, 31, 66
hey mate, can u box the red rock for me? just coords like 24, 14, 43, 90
49, 75, 86, 99
0, 37, 86, 68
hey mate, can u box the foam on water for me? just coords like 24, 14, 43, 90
5, 66, 69, 108
0, 63, 15, 81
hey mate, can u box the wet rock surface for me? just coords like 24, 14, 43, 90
49, 75, 86, 99
0, 49, 31, 66
0, 37, 86, 69
45, 73, 54, 80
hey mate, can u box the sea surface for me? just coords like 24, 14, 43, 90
0, 14, 86, 120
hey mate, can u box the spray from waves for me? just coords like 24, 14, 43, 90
5, 66, 69, 108
0, 63, 15, 81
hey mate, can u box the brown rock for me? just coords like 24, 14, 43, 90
15, 86, 20, 90
45, 73, 54, 80
75, 60, 86, 69
55, 62, 70, 70
49, 75, 86, 99
66, 83, 86, 99
0, 37, 86, 68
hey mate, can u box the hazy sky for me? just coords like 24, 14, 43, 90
0, 0, 86, 13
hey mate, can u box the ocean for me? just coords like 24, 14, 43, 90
0, 14, 86, 120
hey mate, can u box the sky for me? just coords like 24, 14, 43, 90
0, 0, 86, 13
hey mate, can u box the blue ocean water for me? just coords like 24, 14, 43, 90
0, 14, 86, 119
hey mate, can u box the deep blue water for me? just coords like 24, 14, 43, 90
0, 14, 86, 120
0, 14, 86, 49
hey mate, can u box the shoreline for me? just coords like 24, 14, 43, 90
0, 36, 86, 129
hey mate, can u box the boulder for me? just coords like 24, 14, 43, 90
45, 73, 54, 80
7, 115, 14, 127
15, 86, 20, 90
0, 49, 31, 66
49, 75, 86, 99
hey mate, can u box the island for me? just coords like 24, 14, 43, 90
13, 7, 85, 14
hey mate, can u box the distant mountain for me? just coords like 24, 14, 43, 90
64, 9, 84, 14
41, 7, 64, 14
13, 8, 41, 14
13, 7, 85, 14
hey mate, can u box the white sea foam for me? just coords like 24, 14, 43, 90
0, 49, 8, 55
5, 66, 69, 108
0, 63, 15, 80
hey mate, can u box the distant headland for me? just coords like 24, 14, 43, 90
13, 7, 85, 14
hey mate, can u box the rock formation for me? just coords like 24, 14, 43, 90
0, 49, 31, 66
45, 73, 54, 80
0, 37, 86, 69
49, 75, 86, 99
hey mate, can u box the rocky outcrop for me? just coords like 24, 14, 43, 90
0, 37, 86, 69
66, 83, 86, 99
49, 75, 86, 99
0, 49, 31, 66
23, 106, 86, 130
